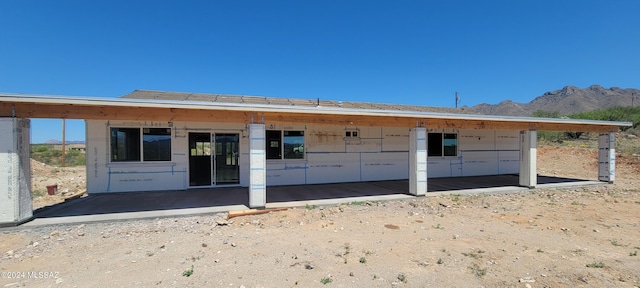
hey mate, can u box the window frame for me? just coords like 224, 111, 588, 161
345, 129, 360, 139
266, 129, 305, 160
143, 128, 173, 161
427, 132, 458, 157
110, 127, 173, 163
110, 128, 141, 162
283, 130, 304, 159
266, 130, 282, 160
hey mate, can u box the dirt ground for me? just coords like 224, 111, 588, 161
30, 159, 86, 210
2, 142, 639, 287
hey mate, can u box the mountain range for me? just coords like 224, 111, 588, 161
465, 85, 640, 116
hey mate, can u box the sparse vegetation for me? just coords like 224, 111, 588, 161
343, 243, 351, 255
182, 265, 194, 277
32, 189, 45, 198
462, 249, 485, 259
320, 277, 332, 284
359, 257, 366, 263
468, 263, 487, 277
437, 258, 443, 265
31, 144, 85, 166
337, 243, 351, 264
569, 106, 640, 133
533, 107, 640, 145
586, 261, 605, 268
630, 251, 637, 256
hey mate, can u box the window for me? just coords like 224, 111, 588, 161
266, 130, 282, 159
428, 133, 457, 157
443, 133, 458, 156
111, 128, 140, 162
345, 130, 359, 138
111, 127, 172, 162
427, 133, 442, 157
143, 128, 172, 161
284, 131, 304, 159
266, 130, 305, 160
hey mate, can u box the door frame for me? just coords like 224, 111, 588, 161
212, 132, 240, 186
188, 131, 241, 188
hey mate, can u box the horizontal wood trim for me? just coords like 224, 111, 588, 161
0, 102, 619, 132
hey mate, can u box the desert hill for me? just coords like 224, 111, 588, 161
467, 85, 640, 116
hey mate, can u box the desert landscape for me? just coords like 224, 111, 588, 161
1, 137, 639, 287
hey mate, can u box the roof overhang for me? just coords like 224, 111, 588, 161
0, 93, 631, 132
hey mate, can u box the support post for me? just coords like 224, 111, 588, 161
249, 124, 266, 208
598, 132, 616, 183
519, 130, 537, 188
0, 118, 32, 226
409, 128, 427, 196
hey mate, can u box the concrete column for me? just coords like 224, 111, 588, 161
409, 128, 427, 196
0, 118, 32, 226
248, 124, 266, 208
598, 132, 616, 183
519, 130, 537, 188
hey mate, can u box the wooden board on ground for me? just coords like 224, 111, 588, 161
228, 208, 288, 219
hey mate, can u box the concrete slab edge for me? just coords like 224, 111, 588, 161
22, 205, 250, 227
266, 194, 414, 209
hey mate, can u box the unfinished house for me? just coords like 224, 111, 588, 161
0, 90, 630, 225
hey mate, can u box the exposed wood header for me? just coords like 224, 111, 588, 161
0, 100, 625, 132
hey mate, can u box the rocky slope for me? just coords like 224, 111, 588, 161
467, 85, 640, 116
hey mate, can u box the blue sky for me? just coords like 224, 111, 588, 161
1, 1, 639, 143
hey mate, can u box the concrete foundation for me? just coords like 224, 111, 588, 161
0, 118, 32, 226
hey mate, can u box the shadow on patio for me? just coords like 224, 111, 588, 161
29, 174, 599, 223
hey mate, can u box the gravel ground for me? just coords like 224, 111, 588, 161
1, 144, 638, 287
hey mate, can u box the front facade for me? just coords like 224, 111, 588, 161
86, 119, 521, 193
0, 90, 630, 225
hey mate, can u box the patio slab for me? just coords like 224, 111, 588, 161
19, 175, 604, 227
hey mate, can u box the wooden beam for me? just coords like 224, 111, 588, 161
0, 103, 253, 123
0, 102, 619, 132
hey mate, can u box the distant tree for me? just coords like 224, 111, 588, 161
569, 106, 640, 132
564, 132, 583, 139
